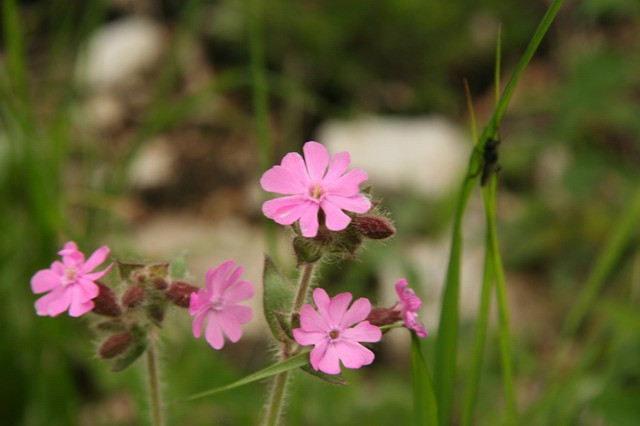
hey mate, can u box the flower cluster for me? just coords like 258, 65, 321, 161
30, 141, 427, 378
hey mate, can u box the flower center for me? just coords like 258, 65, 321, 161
63, 268, 78, 286
311, 183, 323, 200
211, 298, 226, 311
329, 330, 340, 340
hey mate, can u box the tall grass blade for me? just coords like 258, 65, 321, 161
433, 2, 564, 424
412, 333, 439, 425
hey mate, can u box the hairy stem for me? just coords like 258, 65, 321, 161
263, 262, 316, 425
146, 329, 164, 426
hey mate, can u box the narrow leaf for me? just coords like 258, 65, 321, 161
412, 333, 439, 425
300, 365, 347, 386
181, 351, 310, 402
263, 256, 296, 342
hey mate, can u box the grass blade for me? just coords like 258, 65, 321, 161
433, 2, 564, 423
179, 351, 310, 402
412, 333, 439, 425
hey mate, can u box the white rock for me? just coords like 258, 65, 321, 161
128, 138, 175, 190
77, 17, 164, 90
318, 116, 470, 197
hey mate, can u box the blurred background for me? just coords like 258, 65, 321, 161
1, 0, 640, 425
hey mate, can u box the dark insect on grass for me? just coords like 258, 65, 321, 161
480, 137, 501, 186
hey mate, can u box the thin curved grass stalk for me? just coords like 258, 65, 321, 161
433, 1, 565, 424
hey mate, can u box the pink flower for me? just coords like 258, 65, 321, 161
395, 278, 427, 337
31, 241, 112, 317
293, 288, 382, 375
189, 260, 254, 350
260, 141, 372, 238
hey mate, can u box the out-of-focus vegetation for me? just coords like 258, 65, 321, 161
1, 0, 639, 425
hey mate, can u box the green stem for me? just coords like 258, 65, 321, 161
485, 178, 517, 424
461, 237, 494, 426
263, 262, 316, 425
146, 330, 164, 426
247, 0, 278, 259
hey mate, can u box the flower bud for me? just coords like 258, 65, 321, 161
122, 285, 145, 308
352, 215, 396, 240
98, 332, 133, 359
293, 237, 323, 265
167, 282, 199, 308
366, 307, 402, 327
92, 282, 122, 317
152, 277, 168, 290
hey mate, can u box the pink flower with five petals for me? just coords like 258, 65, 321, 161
260, 141, 372, 238
293, 288, 382, 375
31, 241, 112, 317
395, 278, 428, 337
189, 260, 254, 350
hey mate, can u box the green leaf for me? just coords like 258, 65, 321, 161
300, 365, 347, 386
181, 351, 311, 402
263, 256, 296, 342
274, 311, 294, 341
412, 333, 438, 426
170, 251, 188, 280
147, 263, 169, 279
117, 261, 145, 282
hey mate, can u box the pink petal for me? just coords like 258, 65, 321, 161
395, 278, 409, 296
81, 263, 113, 281
335, 340, 375, 369
68, 299, 95, 317
192, 311, 206, 338
35, 287, 71, 317
81, 245, 110, 273
309, 339, 329, 371
74, 279, 100, 302
58, 241, 78, 256
260, 166, 306, 194
312, 288, 331, 322
189, 291, 209, 315
224, 280, 254, 303
281, 152, 311, 187
342, 321, 382, 343
322, 152, 351, 185
324, 194, 371, 214
327, 292, 352, 326
300, 304, 329, 333
204, 312, 225, 349
320, 200, 352, 231
340, 297, 372, 327
51, 261, 65, 275
293, 329, 325, 346
298, 202, 320, 238
318, 343, 341, 375
219, 264, 244, 294
218, 311, 243, 343
206, 260, 236, 294
303, 141, 330, 182
224, 304, 253, 324
262, 196, 311, 225
324, 169, 368, 197
31, 269, 62, 294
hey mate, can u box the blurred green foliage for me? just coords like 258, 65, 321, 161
1, 0, 639, 424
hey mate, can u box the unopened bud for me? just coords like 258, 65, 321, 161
366, 307, 402, 327
152, 277, 168, 290
147, 304, 165, 325
122, 285, 145, 308
293, 237, 322, 265
98, 332, 133, 359
92, 282, 122, 317
167, 282, 199, 308
352, 215, 396, 240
